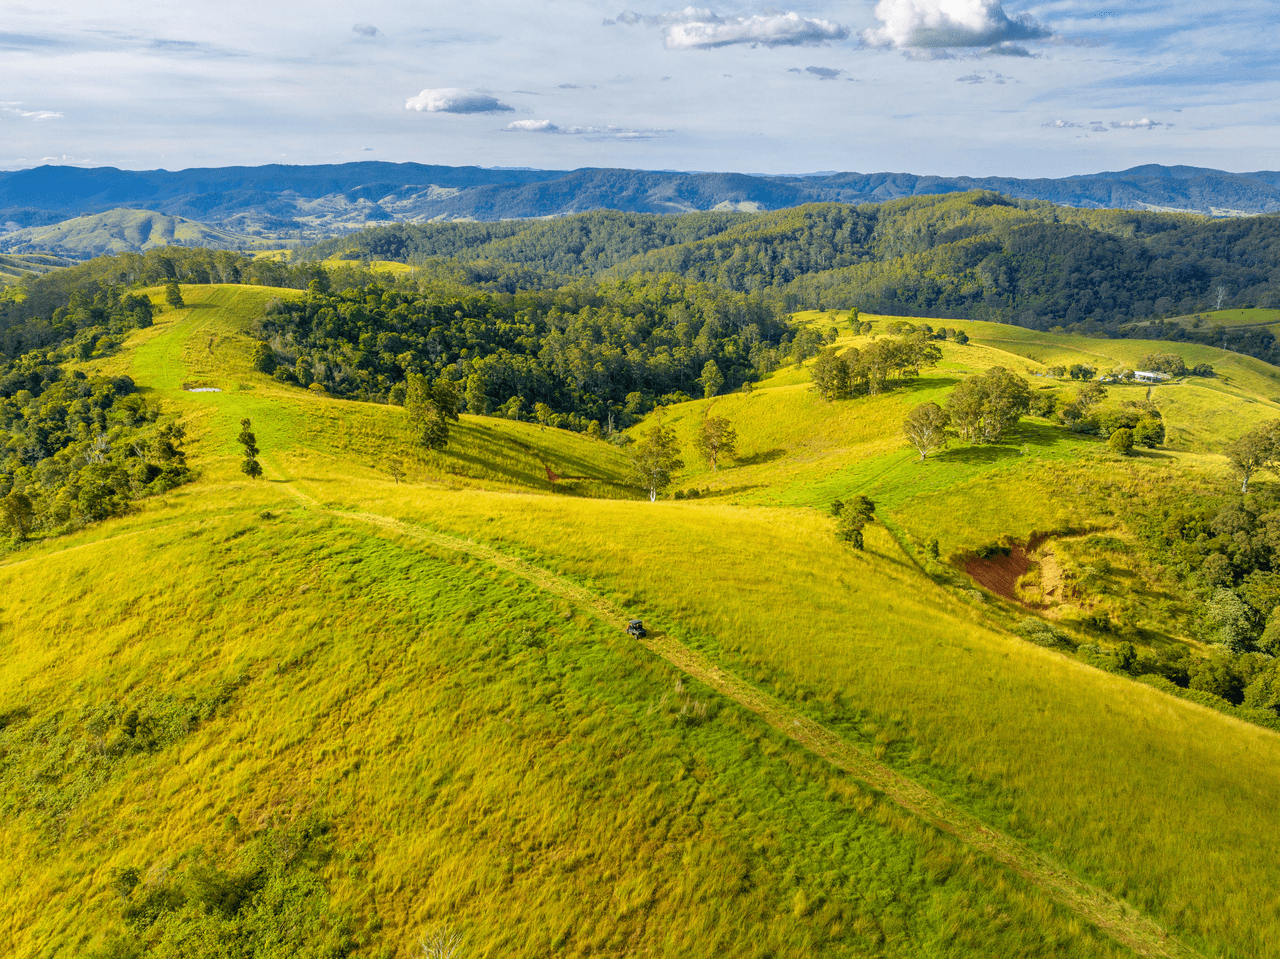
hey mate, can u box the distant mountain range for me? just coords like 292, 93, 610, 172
1, 162, 1277, 250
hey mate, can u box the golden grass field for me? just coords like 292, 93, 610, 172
2, 290, 1278, 957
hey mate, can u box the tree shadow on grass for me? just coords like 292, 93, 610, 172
676, 484, 763, 499
934, 419, 1076, 464
736, 448, 786, 466
898, 376, 961, 394
934, 444, 1023, 466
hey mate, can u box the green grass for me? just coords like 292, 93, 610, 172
0, 493, 1131, 959
5, 291, 1280, 957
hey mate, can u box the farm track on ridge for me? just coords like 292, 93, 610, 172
276, 472, 1204, 959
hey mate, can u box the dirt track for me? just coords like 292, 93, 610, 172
282, 481, 1203, 959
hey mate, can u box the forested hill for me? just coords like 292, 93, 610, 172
2, 162, 1279, 238
304, 193, 1280, 340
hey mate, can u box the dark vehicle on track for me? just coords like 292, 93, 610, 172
626, 619, 646, 638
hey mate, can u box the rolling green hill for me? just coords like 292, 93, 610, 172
2, 281, 1280, 959
0, 209, 267, 257
0, 252, 76, 286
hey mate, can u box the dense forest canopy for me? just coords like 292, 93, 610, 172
252, 272, 793, 428
299, 211, 754, 277
299, 193, 1280, 352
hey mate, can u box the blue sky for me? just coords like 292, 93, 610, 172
1, 0, 1275, 177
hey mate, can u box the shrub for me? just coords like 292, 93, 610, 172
1109, 428, 1135, 455
1013, 617, 1077, 650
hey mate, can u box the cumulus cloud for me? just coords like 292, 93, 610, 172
0, 102, 62, 120
352, 23, 379, 37
1043, 119, 1082, 128
864, 0, 1050, 50
1111, 118, 1163, 129
613, 8, 848, 48
404, 88, 514, 114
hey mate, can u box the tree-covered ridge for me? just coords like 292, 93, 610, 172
0, 364, 191, 540
299, 210, 753, 276
302, 194, 1280, 349
0, 247, 382, 360
252, 272, 793, 427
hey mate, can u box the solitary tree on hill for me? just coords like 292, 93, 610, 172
630, 422, 683, 502
534, 402, 553, 431
165, 282, 184, 310
405, 374, 459, 451
238, 418, 263, 478
1225, 425, 1280, 492
694, 415, 737, 470
833, 495, 876, 551
903, 402, 952, 462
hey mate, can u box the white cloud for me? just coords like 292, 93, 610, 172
1044, 119, 1082, 128
0, 102, 62, 121
404, 88, 513, 114
505, 119, 560, 132
352, 24, 379, 38
864, 0, 1050, 50
667, 12, 848, 48
1110, 118, 1163, 129
613, 8, 847, 48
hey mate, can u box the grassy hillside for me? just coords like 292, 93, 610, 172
0, 209, 266, 257
3, 288, 1280, 957
0, 251, 75, 285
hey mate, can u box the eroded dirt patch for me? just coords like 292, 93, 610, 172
966, 545, 1033, 601
964, 534, 1053, 606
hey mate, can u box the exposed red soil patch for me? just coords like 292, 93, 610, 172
964, 534, 1051, 605
966, 546, 1032, 600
